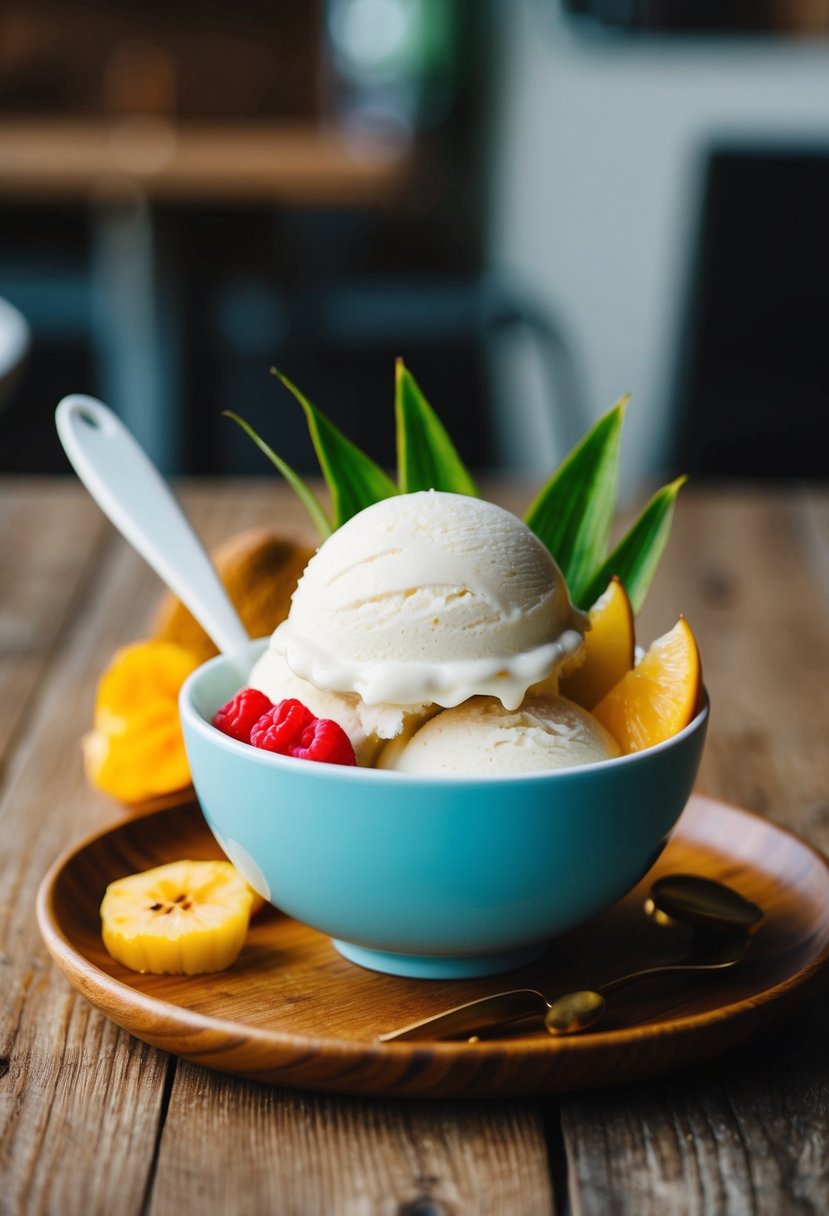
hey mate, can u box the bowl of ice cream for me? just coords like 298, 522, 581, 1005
180, 491, 708, 979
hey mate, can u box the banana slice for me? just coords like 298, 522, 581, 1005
100, 860, 255, 975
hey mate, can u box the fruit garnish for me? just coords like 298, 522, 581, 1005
560, 577, 635, 710
592, 617, 702, 754
288, 717, 358, 766
576, 475, 687, 615
250, 698, 357, 766
153, 529, 314, 665
395, 359, 478, 496
100, 859, 255, 974
83, 640, 200, 804
213, 688, 274, 743
225, 360, 686, 614
247, 889, 267, 917
524, 398, 627, 606
249, 697, 315, 751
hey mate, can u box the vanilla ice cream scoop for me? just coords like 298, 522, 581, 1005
270, 490, 586, 711
377, 695, 620, 775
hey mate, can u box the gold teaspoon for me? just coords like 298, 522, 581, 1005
378, 875, 763, 1043
644, 873, 763, 935
543, 929, 748, 1035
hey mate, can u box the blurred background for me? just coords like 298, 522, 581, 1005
1, 0, 828, 487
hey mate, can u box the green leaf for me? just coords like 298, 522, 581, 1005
523, 396, 628, 606
223, 410, 333, 540
273, 369, 398, 529
395, 359, 478, 496
579, 476, 687, 614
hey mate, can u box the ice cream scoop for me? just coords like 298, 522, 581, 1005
377, 694, 620, 775
270, 491, 586, 711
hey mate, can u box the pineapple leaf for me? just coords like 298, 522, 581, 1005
579, 476, 687, 614
229, 368, 682, 614
524, 396, 628, 606
223, 411, 333, 539
272, 369, 398, 529
395, 359, 478, 496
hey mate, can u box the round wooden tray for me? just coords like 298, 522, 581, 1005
37, 794, 829, 1099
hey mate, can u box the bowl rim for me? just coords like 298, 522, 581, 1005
180, 639, 709, 787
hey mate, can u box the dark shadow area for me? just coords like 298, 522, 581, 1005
672, 148, 829, 481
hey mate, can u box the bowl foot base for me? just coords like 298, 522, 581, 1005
331, 938, 547, 979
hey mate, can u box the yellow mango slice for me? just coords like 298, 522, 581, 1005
560, 577, 636, 710
592, 617, 702, 754
84, 641, 200, 804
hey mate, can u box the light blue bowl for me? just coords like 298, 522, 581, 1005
180, 639, 708, 979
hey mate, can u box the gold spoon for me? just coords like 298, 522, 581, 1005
378, 875, 762, 1043
644, 873, 763, 935
542, 929, 748, 1035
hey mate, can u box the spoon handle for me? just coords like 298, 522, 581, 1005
543, 937, 749, 1037
598, 932, 748, 995
56, 395, 250, 663
378, 989, 549, 1042
380, 937, 750, 1043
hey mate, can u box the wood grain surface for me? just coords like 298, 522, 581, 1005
2, 478, 828, 1214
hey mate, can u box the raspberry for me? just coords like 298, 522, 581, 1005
291, 717, 357, 766
249, 698, 316, 753
212, 688, 274, 743
250, 699, 357, 766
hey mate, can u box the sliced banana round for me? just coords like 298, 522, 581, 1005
100, 859, 256, 975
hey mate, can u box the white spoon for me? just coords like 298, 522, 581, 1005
56, 395, 250, 672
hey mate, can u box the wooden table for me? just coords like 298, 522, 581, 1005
1, 477, 828, 1213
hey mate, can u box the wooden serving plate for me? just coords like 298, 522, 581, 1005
37, 794, 829, 1099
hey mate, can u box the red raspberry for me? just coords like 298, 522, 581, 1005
291, 717, 357, 766
212, 688, 274, 743
251, 699, 357, 766
250, 698, 316, 753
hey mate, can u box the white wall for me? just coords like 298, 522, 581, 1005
489, 2, 829, 488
